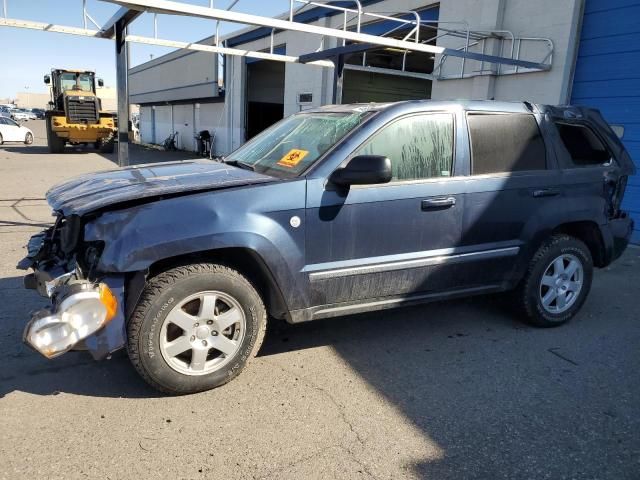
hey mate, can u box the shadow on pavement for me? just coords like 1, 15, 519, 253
0, 145, 108, 156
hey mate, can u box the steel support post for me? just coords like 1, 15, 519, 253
332, 54, 345, 104
115, 19, 129, 167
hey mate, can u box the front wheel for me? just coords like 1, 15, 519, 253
515, 234, 593, 327
24, 132, 33, 145
127, 263, 267, 394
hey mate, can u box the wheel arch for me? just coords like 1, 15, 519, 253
127, 247, 291, 322
551, 221, 606, 267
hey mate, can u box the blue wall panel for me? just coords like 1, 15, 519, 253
571, 0, 640, 243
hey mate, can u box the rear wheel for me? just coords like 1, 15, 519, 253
0, 132, 3, 145
127, 263, 267, 394
515, 234, 593, 327
24, 132, 33, 145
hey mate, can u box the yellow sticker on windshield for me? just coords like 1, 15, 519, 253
278, 149, 309, 168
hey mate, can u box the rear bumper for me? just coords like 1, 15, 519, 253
603, 213, 634, 265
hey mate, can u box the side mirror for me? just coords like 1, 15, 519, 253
330, 155, 392, 187
44, 75, 51, 84
97, 78, 104, 87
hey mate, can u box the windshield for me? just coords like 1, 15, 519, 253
59, 73, 93, 92
228, 111, 368, 177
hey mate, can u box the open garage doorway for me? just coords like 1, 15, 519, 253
245, 56, 285, 140
340, 6, 437, 104
342, 69, 432, 103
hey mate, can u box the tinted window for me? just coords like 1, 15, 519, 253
555, 122, 610, 166
468, 113, 546, 174
0, 117, 6, 125
354, 113, 454, 181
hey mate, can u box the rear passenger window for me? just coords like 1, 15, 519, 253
555, 122, 610, 166
468, 113, 546, 174
354, 113, 454, 181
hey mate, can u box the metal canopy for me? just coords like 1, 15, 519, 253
0, 0, 554, 167
98, 6, 143, 38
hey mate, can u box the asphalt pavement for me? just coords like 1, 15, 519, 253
0, 121, 638, 479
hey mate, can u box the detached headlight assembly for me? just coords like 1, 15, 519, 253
24, 283, 117, 358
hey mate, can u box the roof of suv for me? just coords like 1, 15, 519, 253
306, 100, 544, 115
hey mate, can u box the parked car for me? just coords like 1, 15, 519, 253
31, 108, 46, 119
18, 100, 635, 394
11, 109, 32, 121
0, 115, 34, 144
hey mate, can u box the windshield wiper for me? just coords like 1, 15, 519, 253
225, 159, 256, 171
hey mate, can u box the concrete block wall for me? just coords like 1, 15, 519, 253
431, 0, 583, 104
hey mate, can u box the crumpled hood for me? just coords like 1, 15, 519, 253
47, 160, 275, 215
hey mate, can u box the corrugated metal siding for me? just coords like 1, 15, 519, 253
571, 0, 640, 242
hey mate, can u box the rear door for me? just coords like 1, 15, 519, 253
459, 112, 560, 286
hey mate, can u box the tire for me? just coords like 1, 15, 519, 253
100, 139, 115, 154
45, 119, 65, 153
515, 234, 593, 327
127, 263, 267, 394
24, 132, 33, 145
0, 132, 3, 145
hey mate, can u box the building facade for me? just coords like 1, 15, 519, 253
129, 0, 640, 241
16, 86, 118, 111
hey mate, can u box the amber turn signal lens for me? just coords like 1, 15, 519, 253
99, 284, 118, 321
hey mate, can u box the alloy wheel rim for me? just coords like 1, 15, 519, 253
159, 291, 246, 376
539, 253, 584, 314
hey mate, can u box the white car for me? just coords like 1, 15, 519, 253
0, 116, 34, 145
11, 110, 32, 121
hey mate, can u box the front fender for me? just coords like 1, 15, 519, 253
84, 182, 309, 310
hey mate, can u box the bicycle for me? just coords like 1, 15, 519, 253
163, 132, 178, 151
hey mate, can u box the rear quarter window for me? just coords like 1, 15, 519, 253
554, 122, 611, 167
468, 113, 547, 175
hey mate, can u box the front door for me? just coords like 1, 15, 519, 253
304, 112, 468, 308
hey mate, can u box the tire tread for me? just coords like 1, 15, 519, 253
516, 234, 592, 327
127, 263, 267, 394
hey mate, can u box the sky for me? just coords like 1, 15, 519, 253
0, 0, 288, 98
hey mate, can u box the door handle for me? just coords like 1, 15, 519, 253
531, 188, 560, 198
421, 196, 456, 210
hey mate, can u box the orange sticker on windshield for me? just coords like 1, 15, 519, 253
278, 149, 309, 168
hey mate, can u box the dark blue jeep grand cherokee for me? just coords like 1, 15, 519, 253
19, 100, 635, 394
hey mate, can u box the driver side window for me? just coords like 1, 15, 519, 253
353, 113, 455, 182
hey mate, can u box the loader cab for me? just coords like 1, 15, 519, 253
44, 70, 103, 111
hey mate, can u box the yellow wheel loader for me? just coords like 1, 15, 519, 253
44, 69, 117, 153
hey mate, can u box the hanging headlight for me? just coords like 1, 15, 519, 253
24, 283, 117, 358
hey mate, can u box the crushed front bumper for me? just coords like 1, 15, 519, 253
19, 231, 127, 360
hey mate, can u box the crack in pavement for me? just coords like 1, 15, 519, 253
260, 358, 379, 479
264, 358, 367, 446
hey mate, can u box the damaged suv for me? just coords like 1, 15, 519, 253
19, 101, 635, 394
